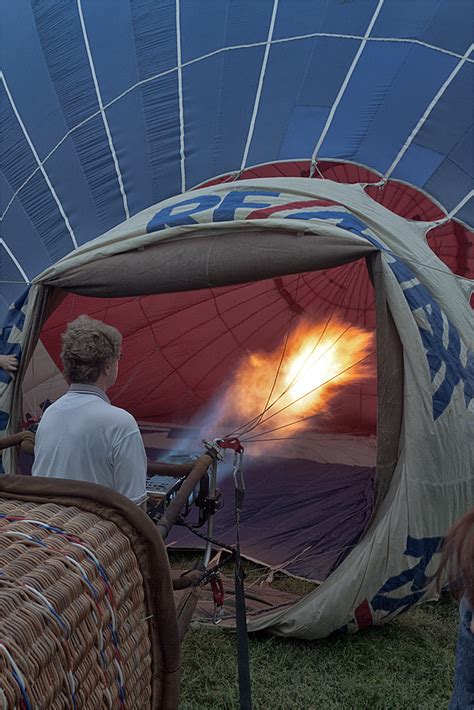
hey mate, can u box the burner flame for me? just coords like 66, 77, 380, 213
214, 319, 374, 444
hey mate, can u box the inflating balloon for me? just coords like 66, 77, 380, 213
1, 0, 472, 639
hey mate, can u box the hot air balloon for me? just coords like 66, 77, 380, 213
0, 0, 472, 645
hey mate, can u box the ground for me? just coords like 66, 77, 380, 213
174, 555, 458, 710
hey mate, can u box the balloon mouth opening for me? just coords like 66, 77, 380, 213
22, 256, 379, 584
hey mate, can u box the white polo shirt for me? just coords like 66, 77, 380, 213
32, 384, 147, 505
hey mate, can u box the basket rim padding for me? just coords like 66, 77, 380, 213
0, 474, 181, 710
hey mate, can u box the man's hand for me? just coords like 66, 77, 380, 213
0, 355, 19, 373
171, 569, 203, 590
16, 431, 36, 455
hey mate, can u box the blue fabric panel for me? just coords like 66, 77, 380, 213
0, 174, 51, 280
0, 86, 39, 194
0, 174, 12, 216
32, 0, 130, 228
0, 289, 29, 377
180, 54, 226, 189
105, 97, 155, 218
168, 455, 375, 583
412, 66, 473, 159
418, 0, 472, 55
322, 43, 457, 170
78, 0, 143, 105
273, 0, 379, 40
130, 0, 181, 199
424, 158, 474, 222
244, 34, 359, 167
129, 0, 178, 78
15, 170, 76, 264
456, 201, 474, 230
392, 144, 444, 188
0, 93, 77, 264
68, 114, 128, 230
183, 46, 266, 186
0, 84, 102, 252
297, 36, 361, 108
181, 0, 273, 63
217, 0, 274, 47
245, 39, 319, 165
352, 44, 458, 172
78, 0, 155, 218
450, 127, 474, 179
2, 1, 75, 159
209, 46, 267, 178
374, 1, 472, 55
139, 74, 182, 199
44, 138, 104, 247
394, 113, 473, 194
180, 0, 228, 63
31, 0, 99, 129
1, 2, 104, 247
373, 1, 441, 42
278, 107, 330, 160
0, 273, 23, 317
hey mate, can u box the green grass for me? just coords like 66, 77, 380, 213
173, 554, 459, 710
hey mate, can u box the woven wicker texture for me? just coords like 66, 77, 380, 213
0, 498, 152, 709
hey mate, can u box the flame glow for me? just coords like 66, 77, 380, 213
213, 319, 374, 442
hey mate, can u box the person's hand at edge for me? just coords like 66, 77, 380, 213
0, 355, 18, 373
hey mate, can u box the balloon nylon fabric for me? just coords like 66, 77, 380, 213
0, 178, 472, 638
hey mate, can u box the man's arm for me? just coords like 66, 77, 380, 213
0, 430, 35, 454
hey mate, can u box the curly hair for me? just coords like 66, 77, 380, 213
436, 507, 474, 605
61, 315, 122, 384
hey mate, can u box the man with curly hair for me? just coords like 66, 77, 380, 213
32, 315, 147, 506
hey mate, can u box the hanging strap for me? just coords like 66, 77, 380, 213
233, 453, 252, 710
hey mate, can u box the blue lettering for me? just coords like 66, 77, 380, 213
285, 209, 370, 238
213, 190, 280, 222
389, 260, 473, 419
146, 194, 221, 233
371, 536, 442, 613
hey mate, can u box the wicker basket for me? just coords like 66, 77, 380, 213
0, 475, 181, 709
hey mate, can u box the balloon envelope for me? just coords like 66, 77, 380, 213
1, 1, 472, 638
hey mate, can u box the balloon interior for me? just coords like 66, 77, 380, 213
20, 275, 379, 588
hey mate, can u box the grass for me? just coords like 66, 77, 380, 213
172, 555, 459, 710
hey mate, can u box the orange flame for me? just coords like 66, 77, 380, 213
215, 319, 374, 442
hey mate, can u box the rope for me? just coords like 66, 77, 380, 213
245, 321, 354, 431
241, 351, 374, 440
176, 519, 233, 554
229, 268, 356, 438
229, 276, 302, 437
